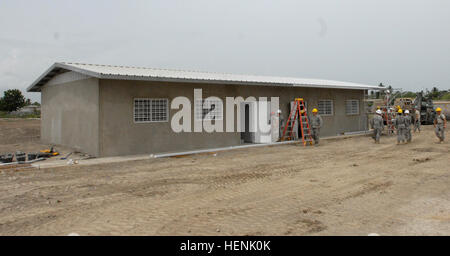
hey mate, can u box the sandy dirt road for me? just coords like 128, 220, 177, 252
0, 119, 449, 235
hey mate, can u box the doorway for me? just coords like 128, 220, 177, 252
241, 103, 254, 143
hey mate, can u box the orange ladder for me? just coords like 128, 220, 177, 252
281, 98, 313, 146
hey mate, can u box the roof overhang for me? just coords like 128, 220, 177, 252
27, 63, 101, 92
27, 62, 385, 92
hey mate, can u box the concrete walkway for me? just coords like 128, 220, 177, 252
32, 131, 371, 169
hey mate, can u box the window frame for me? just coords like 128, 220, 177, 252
345, 99, 360, 115
194, 98, 224, 121
317, 99, 334, 116
133, 98, 169, 123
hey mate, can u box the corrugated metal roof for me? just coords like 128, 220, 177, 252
27, 62, 383, 92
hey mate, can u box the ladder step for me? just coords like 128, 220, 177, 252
281, 97, 313, 146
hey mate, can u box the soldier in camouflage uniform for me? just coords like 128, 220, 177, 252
370, 109, 384, 143
310, 108, 323, 145
413, 107, 421, 133
393, 109, 406, 144
434, 108, 447, 143
404, 110, 412, 143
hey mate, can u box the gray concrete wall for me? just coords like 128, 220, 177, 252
98, 79, 367, 157
41, 78, 100, 156
98, 80, 241, 156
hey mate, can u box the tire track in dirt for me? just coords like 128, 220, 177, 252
1, 123, 449, 235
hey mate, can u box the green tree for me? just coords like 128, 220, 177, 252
402, 91, 417, 98
440, 92, 450, 100
0, 89, 26, 112
426, 87, 440, 99
376, 83, 385, 99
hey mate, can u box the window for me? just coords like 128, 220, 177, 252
134, 98, 168, 123
318, 100, 333, 116
346, 100, 359, 115
195, 98, 223, 120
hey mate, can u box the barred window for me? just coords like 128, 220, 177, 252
318, 100, 333, 116
195, 98, 223, 121
346, 100, 359, 115
134, 98, 168, 123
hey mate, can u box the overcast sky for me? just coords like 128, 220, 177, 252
1, 0, 449, 102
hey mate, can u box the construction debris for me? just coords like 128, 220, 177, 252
60, 152, 73, 160
66, 159, 79, 165
15, 151, 26, 163
0, 153, 14, 163
0, 146, 60, 166
40, 146, 60, 156
28, 153, 38, 161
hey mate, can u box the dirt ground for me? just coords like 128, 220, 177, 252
0, 119, 449, 236
0, 119, 41, 152
0, 119, 88, 163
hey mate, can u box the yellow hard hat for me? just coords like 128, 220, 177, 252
436, 107, 442, 112
312, 108, 318, 113
398, 109, 403, 113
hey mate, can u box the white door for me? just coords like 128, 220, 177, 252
257, 100, 272, 143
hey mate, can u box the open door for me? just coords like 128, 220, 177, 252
239, 101, 274, 144
240, 102, 255, 143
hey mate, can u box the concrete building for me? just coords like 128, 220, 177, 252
11, 104, 40, 115
28, 62, 381, 157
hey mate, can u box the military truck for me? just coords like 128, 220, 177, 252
413, 92, 435, 125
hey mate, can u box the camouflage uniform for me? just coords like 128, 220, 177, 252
370, 115, 384, 143
414, 109, 421, 132
404, 114, 412, 142
393, 115, 406, 143
435, 113, 446, 142
309, 115, 323, 144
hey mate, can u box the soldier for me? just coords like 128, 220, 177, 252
387, 107, 395, 135
404, 110, 412, 143
310, 108, 323, 145
413, 107, 421, 133
393, 109, 406, 144
370, 109, 384, 143
434, 107, 447, 143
